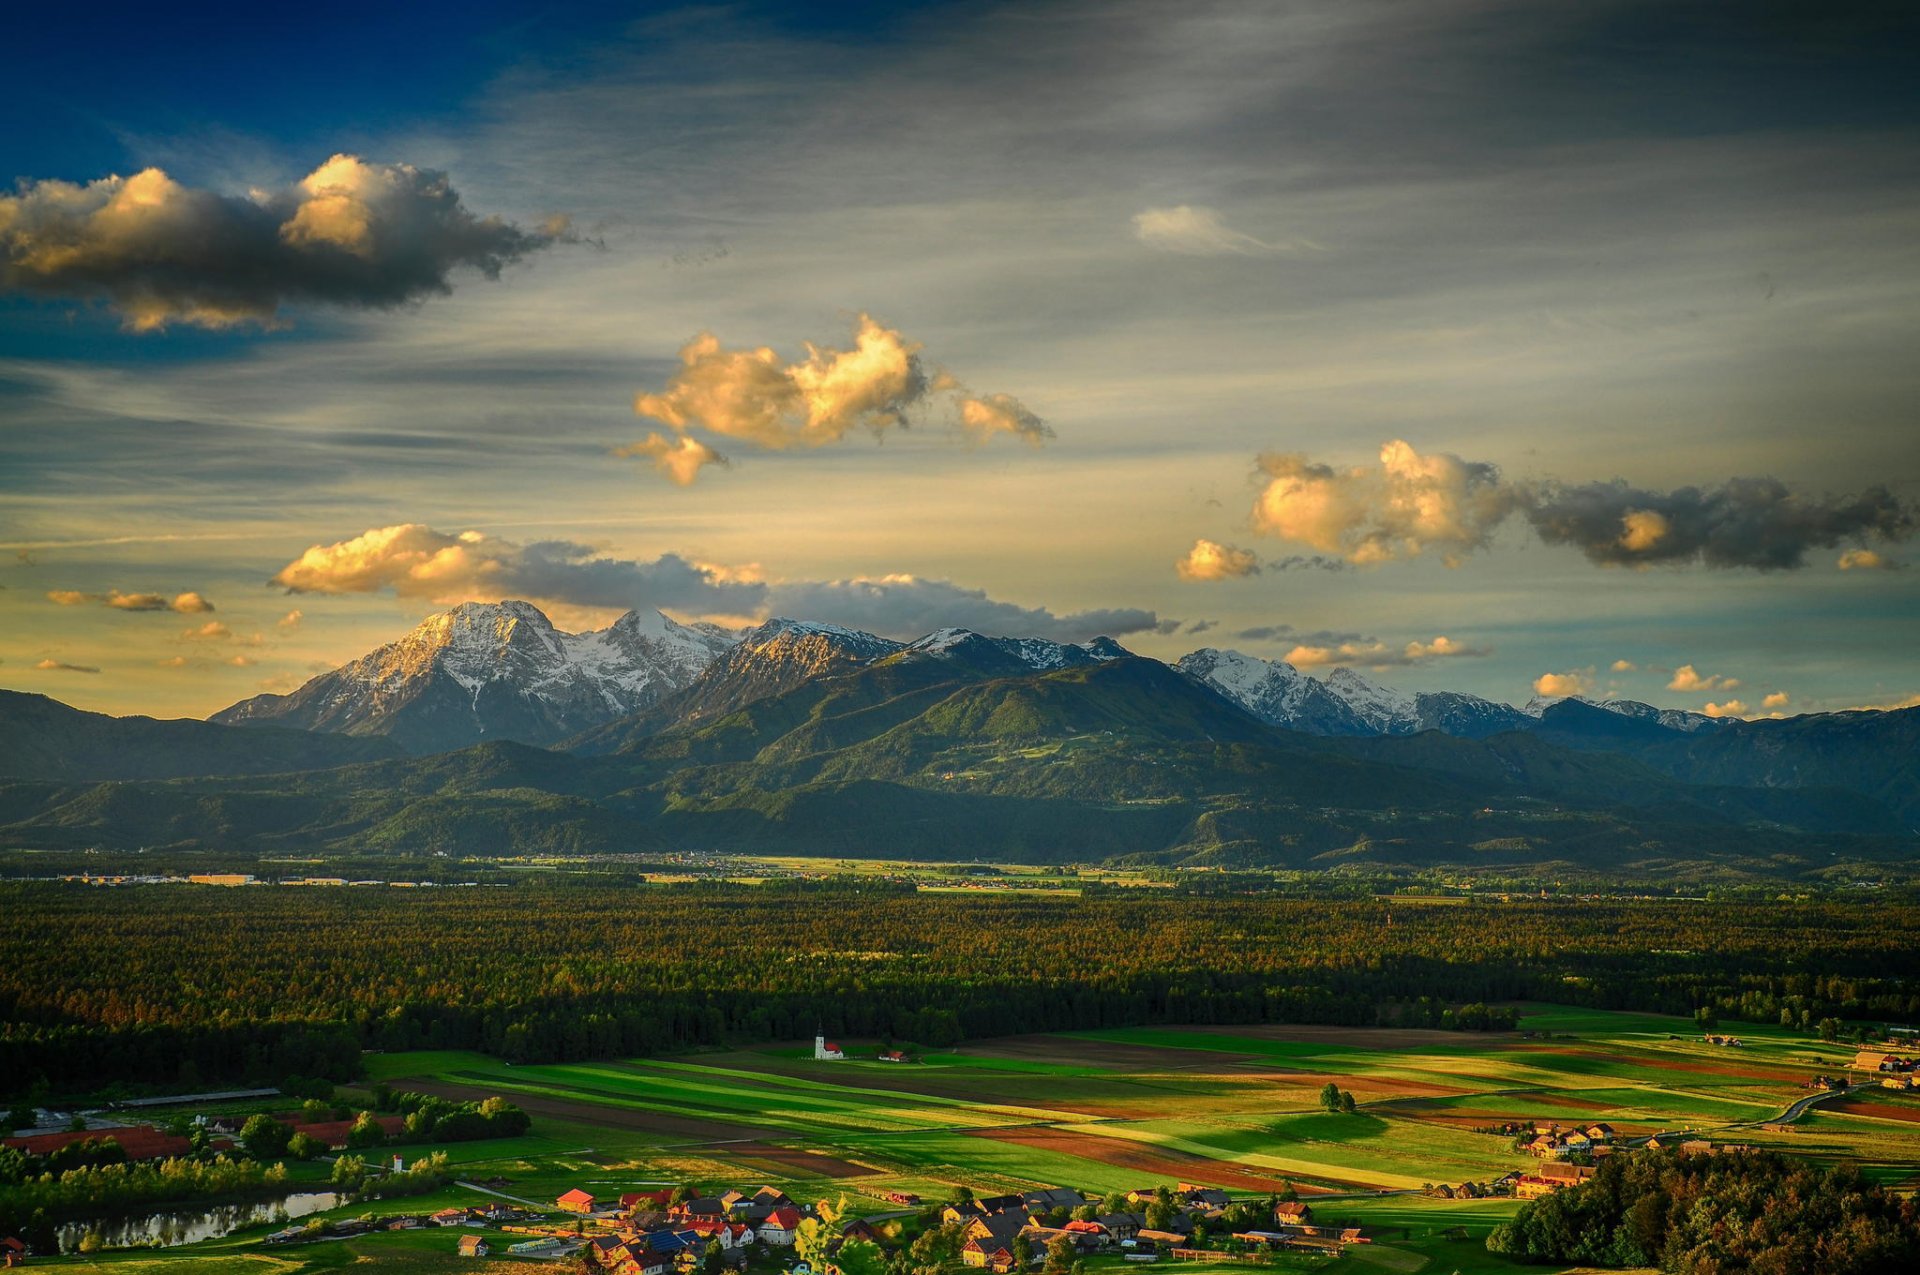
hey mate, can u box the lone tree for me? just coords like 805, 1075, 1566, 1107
1319, 1083, 1342, 1114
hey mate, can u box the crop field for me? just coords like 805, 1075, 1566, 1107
52, 1005, 1920, 1275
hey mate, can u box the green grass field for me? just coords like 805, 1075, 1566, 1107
39, 1005, 1916, 1274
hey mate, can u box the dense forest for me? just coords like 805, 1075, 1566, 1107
3, 882, 1916, 1096
1488, 1146, 1920, 1271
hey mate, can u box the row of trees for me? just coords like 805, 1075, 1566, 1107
3, 884, 1916, 1094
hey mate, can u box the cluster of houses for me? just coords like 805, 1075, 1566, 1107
944, 1184, 1353, 1268
1520, 1121, 1618, 1159
554, 1186, 812, 1274
1852, 1049, 1915, 1077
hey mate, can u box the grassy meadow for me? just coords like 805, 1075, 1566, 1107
43, 1004, 1920, 1275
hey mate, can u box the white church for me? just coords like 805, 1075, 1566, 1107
813, 1032, 845, 1061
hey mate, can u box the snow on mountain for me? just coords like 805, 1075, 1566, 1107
900, 628, 1129, 673
1524, 694, 1729, 733
213, 600, 739, 753
1323, 667, 1419, 733
1175, 649, 1374, 735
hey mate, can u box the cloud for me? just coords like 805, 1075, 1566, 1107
1176, 538, 1261, 581
1184, 620, 1217, 635
272, 523, 765, 614
1842, 692, 1920, 712
34, 658, 99, 674
1702, 699, 1749, 719
614, 433, 729, 486
156, 655, 189, 668
1251, 440, 1519, 566
1610, 659, 1637, 672
627, 315, 1047, 481
1669, 664, 1739, 693
228, 654, 256, 667
1523, 477, 1914, 570
1762, 691, 1790, 710
1533, 669, 1594, 698
1131, 205, 1301, 256
44, 589, 214, 612
1285, 634, 1491, 669
1838, 548, 1901, 570
277, 609, 303, 630
1242, 440, 1916, 570
764, 574, 1162, 642
1233, 624, 1368, 644
183, 621, 233, 641
0, 155, 563, 330
957, 393, 1052, 445
269, 523, 1162, 640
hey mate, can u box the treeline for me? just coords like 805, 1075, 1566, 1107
1, 884, 1916, 1094
1488, 1147, 1920, 1272
0, 1155, 288, 1248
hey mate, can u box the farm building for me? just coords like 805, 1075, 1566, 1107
458, 1235, 489, 1258
558, 1188, 597, 1213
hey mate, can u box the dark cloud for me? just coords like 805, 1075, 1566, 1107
1184, 619, 1217, 635
1233, 624, 1370, 644
35, 658, 99, 674
766, 576, 1163, 643
271, 523, 1164, 642
1269, 555, 1351, 572
0, 155, 564, 330
1522, 477, 1915, 570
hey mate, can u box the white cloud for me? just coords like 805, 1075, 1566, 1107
1131, 205, 1303, 256
1702, 698, 1749, 719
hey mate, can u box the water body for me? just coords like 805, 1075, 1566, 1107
57, 1190, 343, 1252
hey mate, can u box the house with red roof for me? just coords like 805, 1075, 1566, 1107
558, 1187, 597, 1213
759, 1206, 804, 1246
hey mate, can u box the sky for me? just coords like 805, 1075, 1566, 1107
2, 0, 1917, 721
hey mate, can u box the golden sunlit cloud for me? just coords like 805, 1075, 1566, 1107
1286, 635, 1490, 669
1610, 659, 1637, 672
1669, 663, 1739, 693
45, 589, 214, 612
614, 433, 729, 486
1762, 691, 1790, 709
1237, 441, 1915, 570
0, 156, 565, 330
626, 315, 1047, 482
1533, 669, 1594, 698
182, 621, 233, 641
1837, 548, 1900, 570
1703, 699, 1749, 718
277, 609, 304, 630
1176, 538, 1261, 581
1251, 440, 1517, 566
35, 658, 100, 674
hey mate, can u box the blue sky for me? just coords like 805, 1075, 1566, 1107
2, 0, 1917, 719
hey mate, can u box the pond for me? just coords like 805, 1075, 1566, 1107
57, 1190, 344, 1252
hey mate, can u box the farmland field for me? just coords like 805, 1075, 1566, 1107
39, 1005, 1920, 1275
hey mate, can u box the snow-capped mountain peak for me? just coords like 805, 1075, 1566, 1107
1323, 666, 1419, 734
213, 600, 740, 753
1175, 648, 1374, 735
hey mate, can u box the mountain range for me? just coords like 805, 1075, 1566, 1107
2, 599, 1913, 879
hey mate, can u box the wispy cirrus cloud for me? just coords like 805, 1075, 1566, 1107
1132, 205, 1308, 256
0, 155, 568, 330
34, 658, 100, 674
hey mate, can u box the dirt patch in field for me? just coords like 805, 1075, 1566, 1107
1208, 1024, 1521, 1051
1221, 1069, 1473, 1099
1830, 1098, 1920, 1124
394, 1076, 772, 1142
962, 1035, 1255, 1070
971, 1126, 1364, 1194
1516, 1047, 1805, 1085
709, 1140, 872, 1178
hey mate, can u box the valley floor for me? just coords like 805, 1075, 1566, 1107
36, 1005, 1918, 1275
